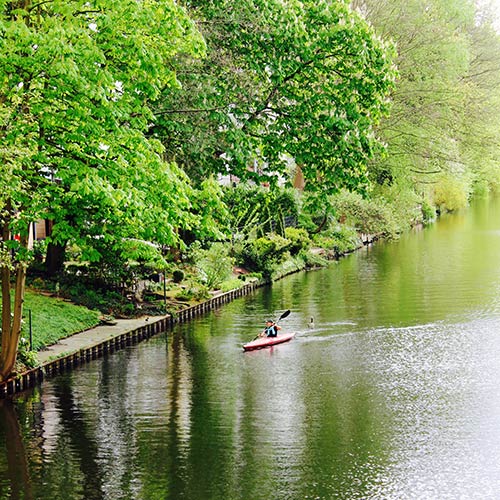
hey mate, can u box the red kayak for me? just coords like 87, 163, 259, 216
243, 332, 295, 351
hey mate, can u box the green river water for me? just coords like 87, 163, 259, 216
2, 199, 500, 499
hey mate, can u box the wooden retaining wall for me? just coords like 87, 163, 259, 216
0, 281, 259, 398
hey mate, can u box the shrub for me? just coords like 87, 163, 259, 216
332, 190, 398, 236
272, 254, 306, 279
195, 243, 235, 289
421, 199, 436, 224
473, 179, 490, 199
59, 278, 139, 317
313, 225, 361, 255
432, 174, 470, 212
172, 269, 184, 283
376, 183, 422, 231
241, 233, 290, 278
300, 249, 329, 268
16, 337, 39, 369
31, 277, 46, 290
473, 164, 500, 196
284, 227, 311, 255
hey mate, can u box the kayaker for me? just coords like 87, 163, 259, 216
261, 319, 281, 338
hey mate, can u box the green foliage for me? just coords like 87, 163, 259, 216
360, 0, 500, 213
432, 174, 471, 212
172, 270, 185, 283
191, 242, 235, 289
158, 0, 396, 197
219, 278, 244, 293
119, 240, 167, 270
64, 248, 156, 307
420, 199, 437, 224
17, 291, 100, 351
223, 184, 299, 237
189, 176, 231, 242
473, 164, 500, 197
272, 255, 306, 280
241, 233, 290, 279
313, 226, 361, 255
0, 0, 207, 273
32, 239, 48, 263
54, 269, 140, 317
175, 285, 210, 302
284, 227, 311, 255
0, 0, 213, 376
297, 190, 336, 232
332, 191, 399, 237
16, 338, 38, 370
374, 183, 424, 231
299, 249, 329, 269
362, 0, 472, 185
473, 179, 490, 199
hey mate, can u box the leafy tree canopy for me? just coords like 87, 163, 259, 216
0, 0, 204, 380
356, 0, 500, 201
154, 0, 396, 199
0, 0, 205, 255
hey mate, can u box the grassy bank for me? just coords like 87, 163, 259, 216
20, 291, 101, 351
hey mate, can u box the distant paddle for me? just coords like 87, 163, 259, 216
251, 309, 291, 341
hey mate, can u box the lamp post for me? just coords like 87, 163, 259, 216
28, 309, 33, 351
163, 271, 167, 314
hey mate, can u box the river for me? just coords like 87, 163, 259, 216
2, 199, 500, 499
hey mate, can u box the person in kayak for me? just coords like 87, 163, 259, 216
261, 319, 281, 338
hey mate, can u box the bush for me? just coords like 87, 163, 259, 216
241, 233, 290, 278
432, 174, 470, 212
375, 183, 422, 231
473, 164, 500, 196
172, 269, 184, 283
193, 242, 235, 289
284, 227, 311, 255
313, 225, 361, 255
421, 199, 436, 224
332, 190, 398, 236
60, 278, 138, 317
16, 337, 39, 369
473, 179, 490, 199
300, 249, 329, 268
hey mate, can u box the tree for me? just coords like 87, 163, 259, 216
354, 0, 500, 205
0, 0, 203, 380
154, 0, 396, 201
459, 4, 500, 195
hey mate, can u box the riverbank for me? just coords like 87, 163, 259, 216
4, 197, 500, 500
0, 230, 384, 398
0, 281, 260, 397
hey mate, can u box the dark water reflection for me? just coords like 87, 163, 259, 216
3, 199, 500, 499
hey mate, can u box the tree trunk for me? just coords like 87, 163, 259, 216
43, 219, 67, 276
1, 215, 12, 346
0, 226, 29, 382
293, 164, 305, 190
44, 241, 67, 276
